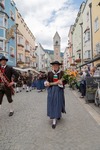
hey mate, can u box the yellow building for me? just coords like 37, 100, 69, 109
15, 8, 36, 68
92, 0, 100, 67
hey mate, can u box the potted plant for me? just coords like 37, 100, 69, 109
75, 58, 81, 63
10, 54, 15, 58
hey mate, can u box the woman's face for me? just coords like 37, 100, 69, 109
52, 64, 59, 71
0, 60, 7, 66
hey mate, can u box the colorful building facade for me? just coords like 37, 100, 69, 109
0, 0, 17, 66
67, 0, 100, 69
72, 2, 85, 68
16, 9, 36, 68
92, 0, 100, 67
82, 0, 92, 65
67, 25, 74, 66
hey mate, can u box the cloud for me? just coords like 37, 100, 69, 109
14, 0, 79, 52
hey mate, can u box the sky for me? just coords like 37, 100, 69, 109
14, 0, 84, 52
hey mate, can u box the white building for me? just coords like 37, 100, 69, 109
72, 2, 85, 67
35, 43, 51, 71
82, 0, 92, 64
63, 47, 70, 70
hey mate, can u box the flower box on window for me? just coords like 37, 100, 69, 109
17, 61, 24, 64
70, 63, 76, 66
18, 43, 24, 48
75, 58, 81, 63
0, 2, 5, 9
12, 35, 15, 39
10, 54, 15, 58
25, 49, 30, 53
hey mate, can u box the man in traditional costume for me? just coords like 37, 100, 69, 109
0, 56, 19, 116
45, 61, 66, 129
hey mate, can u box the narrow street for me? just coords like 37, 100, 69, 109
0, 87, 100, 150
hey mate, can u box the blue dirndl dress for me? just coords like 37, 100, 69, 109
47, 85, 66, 119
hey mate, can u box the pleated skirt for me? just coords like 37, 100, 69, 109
47, 85, 66, 119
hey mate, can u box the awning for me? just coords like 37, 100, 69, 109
13, 67, 39, 74
78, 56, 100, 68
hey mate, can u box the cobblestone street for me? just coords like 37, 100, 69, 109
0, 87, 100, 150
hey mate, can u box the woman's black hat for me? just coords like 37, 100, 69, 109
50, 61, 62, 65
0, 56, 8, 61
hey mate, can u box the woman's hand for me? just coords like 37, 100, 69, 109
44, 81, 50, 87
8, 81, 14, 87
57, 80, 63, 85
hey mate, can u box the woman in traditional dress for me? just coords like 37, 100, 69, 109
45, 61, 66, 129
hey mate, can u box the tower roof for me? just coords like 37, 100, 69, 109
53, 31, 60, 39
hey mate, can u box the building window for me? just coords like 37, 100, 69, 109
18, 36, 23, 45
10, 46, 14, 56
88, 50, 90, 58
79, 53, 81, 59
25, 57, 30, 63
10, 10, 15, 21
18, 53, 23, 61
25, 44, 30, 51
0, 28, 4, 37
96, 43, 100, 54
94, 17, 99, 32
0, 40, 3, 50
85, 50, 91, 59
0, 16, 3, 26
4, 18, 7, 28
87, 12, 89, 22
84, 30, 90, 42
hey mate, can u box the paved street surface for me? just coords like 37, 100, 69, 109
0, 87, 100, 150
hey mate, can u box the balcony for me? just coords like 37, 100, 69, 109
25, 62, 30, 65
70, 63, 77, 66
32, 55, 36, 58
18, 43, 24, 48
25, 49, 30, 53
17, 60, 24, 64
76, 49, 81, 52
83, 57, 91, 62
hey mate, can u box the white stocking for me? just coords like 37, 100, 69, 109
53, 119, 56, 125
9, 103, 14, 112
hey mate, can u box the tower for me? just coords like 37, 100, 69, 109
53, 32, 61, 62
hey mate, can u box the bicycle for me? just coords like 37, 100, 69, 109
94, 80, 100, 106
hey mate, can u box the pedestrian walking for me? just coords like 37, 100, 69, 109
26, 70, 33, 92
0, 56, 19, 116
45, 61, 66, 129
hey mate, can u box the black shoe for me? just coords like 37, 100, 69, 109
57, 118, 61, 120
9, 111, 14, 117
52, 124, 56, 129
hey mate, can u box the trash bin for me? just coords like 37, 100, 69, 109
85, 77, 100, 103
